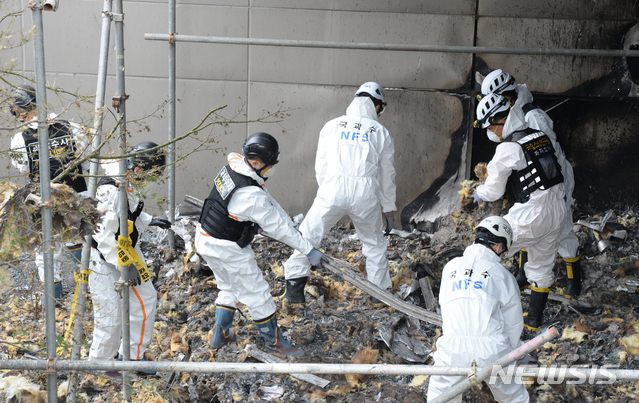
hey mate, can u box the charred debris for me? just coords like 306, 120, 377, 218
2, 193, 639, 402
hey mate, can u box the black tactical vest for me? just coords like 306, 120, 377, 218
199, 165, 261, 248
522, 102, 540, 115
21, 122, 87, 193
506, 128, 564, 203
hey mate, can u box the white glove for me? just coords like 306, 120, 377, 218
471, 192, 483, 205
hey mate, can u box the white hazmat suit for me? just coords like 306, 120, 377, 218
88, 161, 157, 361
509, 84, 578, 260
283, 96, 396, 290
476, 116, 569, 289
427, 243, 528, 403
195, 153, 315, 321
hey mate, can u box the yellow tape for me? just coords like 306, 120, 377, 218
117, 235, 152, 283
75, 270, 89, 284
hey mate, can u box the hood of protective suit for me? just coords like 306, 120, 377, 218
228, 152, 265, 185
501, 84, 533, 139
346, 97, 379, 121
502, 103, 527, 140
514, 84, 533, 107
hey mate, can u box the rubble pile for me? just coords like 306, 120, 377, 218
2, 199, 639, 402
0, 182, 101, 263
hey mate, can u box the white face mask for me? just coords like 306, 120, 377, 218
260, 165, 276, 179
487, 129, 502, 143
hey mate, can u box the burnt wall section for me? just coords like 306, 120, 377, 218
401, 95, 471, 230
556, 99, 639, 213
476, 18, 634, 96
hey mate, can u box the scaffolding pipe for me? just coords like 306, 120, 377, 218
113, 0, 132, 400
167, 0, 176, 249
144, 34, 639, 58
429, 327, 561, 403
30, 2, 57, 402
0, 359, 637, 380
67, 1, 113, 402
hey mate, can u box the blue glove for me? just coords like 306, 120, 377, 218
471, 192, 483, 205
307, 248, 328, 268
150, 218, 172, 229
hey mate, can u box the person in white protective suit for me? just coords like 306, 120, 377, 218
89, 141, 171, 377
472, 93, 569, 331
195, 132, 327, 357
280, 82, 396, 307
427, 216, 529, 403
8, 84, 91, 302
481, 69, 582, 298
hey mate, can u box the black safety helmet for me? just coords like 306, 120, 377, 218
12, 85, 36, 107
10, 85, 36, 116
243, 132, 280, 166
127, 141, 166, 172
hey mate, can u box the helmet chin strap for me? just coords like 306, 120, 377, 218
246, 157, 269, 180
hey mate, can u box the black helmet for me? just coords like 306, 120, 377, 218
127, 141, 166, 172
242, 132, 280, 166
12, 85, 36, 108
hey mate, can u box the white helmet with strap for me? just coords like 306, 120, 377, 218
476, 216, 513, 250
481, 69, 517, 95
355, 82, 387, 114
474, 93, 511, 129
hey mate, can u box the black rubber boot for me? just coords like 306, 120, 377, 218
275, 277, 308, 307
564, 256, 582, 298
516, 250, 529, 290
255, 314, 304, 357
371, 296, 384, 307
210, 305, 236, 348
524, 287, 550, 331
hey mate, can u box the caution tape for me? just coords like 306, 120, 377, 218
75, 270, 89, 284
60, 270, 91, 356
117, 235, 152, 283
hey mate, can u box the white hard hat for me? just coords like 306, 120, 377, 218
476, 216, 513, 250
355, 82, 387, 106
474, 93, 510, 129
481, 69, 517, 95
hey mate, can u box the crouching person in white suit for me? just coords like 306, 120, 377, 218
427, 217, 529, 403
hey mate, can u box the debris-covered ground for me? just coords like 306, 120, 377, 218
3, 195, 639, 402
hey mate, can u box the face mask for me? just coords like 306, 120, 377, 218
260, 165, 276, 179
487, 129, 502, 143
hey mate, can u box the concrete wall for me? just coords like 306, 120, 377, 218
1, 0, 638, 225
